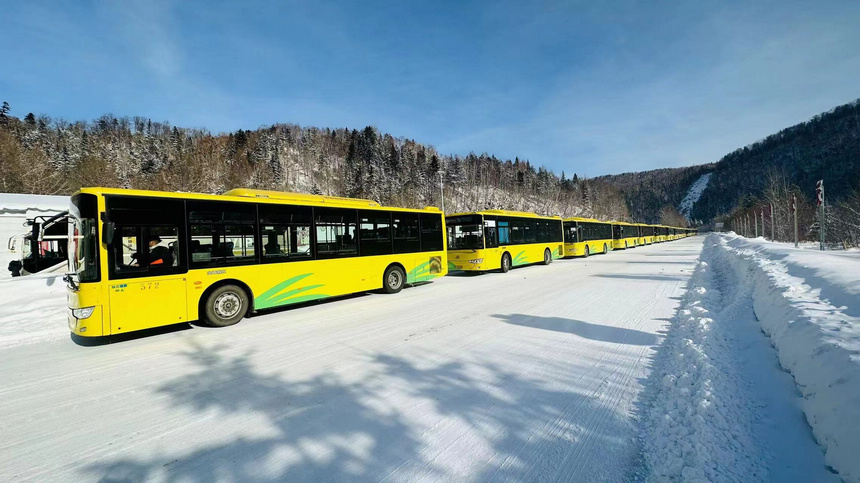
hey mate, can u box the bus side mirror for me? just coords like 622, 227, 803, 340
103, 222, 116, 245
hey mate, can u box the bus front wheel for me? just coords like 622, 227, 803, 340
500, 253, 511, 273
383, 265, 405, 294
203, 284, 248, 327
542, 248, 552, 265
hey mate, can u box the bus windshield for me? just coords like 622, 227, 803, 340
68, 194, 99, 283
447, 215, 484, 250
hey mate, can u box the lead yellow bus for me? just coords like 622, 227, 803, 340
446, 210, 563, 272
66, 188, 447, 338
562, 217, 613, 257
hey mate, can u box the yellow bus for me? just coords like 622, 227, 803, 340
654, 225, 669, 243
611, 221, 639, 250
446, 210, 563, 272
562, 217, 613, 257
66, 188, 447, 337
637, 224, 656, 245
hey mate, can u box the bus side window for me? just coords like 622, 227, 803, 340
393, 214, 420, 253
484, 217, 498, 248
106, 196, 186, 279
259, 204, 312, 262
315, 208, 357, 258
498, 220, 510, 245
419, 214, 443, 252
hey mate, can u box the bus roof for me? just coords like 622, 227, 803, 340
74, 187, 442, 213
447, 210, 561, 220
562, 216, 607, 223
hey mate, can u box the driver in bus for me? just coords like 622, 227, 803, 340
132, 235, 173, 267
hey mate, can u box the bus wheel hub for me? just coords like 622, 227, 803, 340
214, 292, 241, 318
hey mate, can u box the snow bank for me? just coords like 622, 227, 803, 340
717, 234, 860, 481
639, 249, 767, 481
0, 273, 68, 349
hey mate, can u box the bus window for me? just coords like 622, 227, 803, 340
446, 215, 483, 250
188, 201, 256, 267
498, 219, 511, 245
393, 214, 420, 253
315, 208, 357, 258
360, 210, 393, 256
106, 197, 185, 278
419, 214, 443, 252
484, 217, 498, 248
259, 204, 312, 262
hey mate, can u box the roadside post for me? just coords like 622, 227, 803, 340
770, 202, 775, 241
816, 180, 824, 250
791, 194, 798, 248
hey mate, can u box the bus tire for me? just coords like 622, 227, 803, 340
542, 248, 552, 265
624, 241, 628, 249
383, 265, 406, 294
203, 284, 248, 327
604, 243, 608, 254
500, 253, 511, 273
583, 246, 589, 258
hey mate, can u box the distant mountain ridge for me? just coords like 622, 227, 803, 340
600, 98, 860, 223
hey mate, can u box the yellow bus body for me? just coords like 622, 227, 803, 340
68, 188, 447, 337
447, 210, 563, 272
611, 221, 639, 250
635, 224, 655, 246
562, 217, 613, 257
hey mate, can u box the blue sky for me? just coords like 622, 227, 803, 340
3, 0, 859, 176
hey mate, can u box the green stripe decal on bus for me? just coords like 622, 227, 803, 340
551, 247, 560, 259
408, 261, 431, 283
512, 251, 528, 266
255, 274, 329, 310
447, 261, 458, 271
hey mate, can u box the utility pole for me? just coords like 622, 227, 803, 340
438, 171, 445, 214
792, 194, 798, 248
754, 212, 758, 238
816, 180, 825, 250
770, 202, 775, 241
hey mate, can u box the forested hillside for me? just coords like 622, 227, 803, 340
2, 97, 857, 231
596, 165, 715, 224
0, 101, 631, 221
691, 99, 860, 221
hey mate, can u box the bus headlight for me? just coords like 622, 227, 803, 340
468, 258, 483, 263
72, 307, 95, 319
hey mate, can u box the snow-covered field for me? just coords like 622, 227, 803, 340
0, 235, 855, 481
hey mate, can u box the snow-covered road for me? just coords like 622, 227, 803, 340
0, 236, 837, 482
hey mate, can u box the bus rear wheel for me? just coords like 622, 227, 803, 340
542, 248, 552, 265
203, 284, 248, 327
383, 265, 406, 294
583, 246, 590, 258
500, 253, 511, 273
604, 243, 608, 254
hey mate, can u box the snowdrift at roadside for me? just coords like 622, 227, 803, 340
0, 273, 68, 349
718, 234, 860, 481
639, 253, 767, 481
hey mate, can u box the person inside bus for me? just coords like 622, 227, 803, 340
132, 235, 173, 267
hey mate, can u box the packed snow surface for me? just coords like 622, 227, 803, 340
0, 236, 848, 481
678, 173, 712, 219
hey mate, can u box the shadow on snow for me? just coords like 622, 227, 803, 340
84, 340, 638, 481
